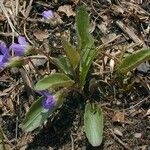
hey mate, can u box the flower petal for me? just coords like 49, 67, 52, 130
2, 53, 9, 63
42, 95, 55, 109
0, 55, 8, 68
10, 43, 25, 56
0, 55, 3, 63
18, 36, 28, 45
42, 10, 54, 20
38, 90, 51, 97
0, 42, 9, 55
0, 43, 9, 68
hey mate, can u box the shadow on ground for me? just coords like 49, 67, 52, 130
26, 93, 84, 150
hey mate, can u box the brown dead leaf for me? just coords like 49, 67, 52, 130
113, 111, 125, 123
53, 12, 63, 25
33, 30, 49, 41
6, 98, 14, 113
58, 5, 75, 17
112, 4, 124, 15
23, 103, 29, 113
0, 13, 6, 21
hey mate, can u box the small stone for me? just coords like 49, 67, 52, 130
114, 128, 123, 136
134, 133, 142, 138
116, 101, 121, 106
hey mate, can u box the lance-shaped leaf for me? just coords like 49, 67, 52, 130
79, 49, 97, 89
84, 103, 104, 147
34, 73, 75, 91
62, 39, 80, 69
52, 57, 73, 75
76, 6, 94, 51
21, 90, 68, 132
117, 49, 150, 74
21, 97, 50, 132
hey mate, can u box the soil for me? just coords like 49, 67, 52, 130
0, 0, 150, 150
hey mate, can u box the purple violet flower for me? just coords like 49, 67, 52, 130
42, 10, 54, 20
10, 36, 29, 56
0, 42, 9, 68
39, 91, 56, 110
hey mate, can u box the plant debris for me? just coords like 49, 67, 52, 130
0, 0, 150, 149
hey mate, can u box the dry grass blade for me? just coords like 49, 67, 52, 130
0, 1, 17, 36
116, 21, 145, 47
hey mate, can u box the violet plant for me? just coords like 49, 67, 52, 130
0, 41, 24, 69
0, 36, 35, 70
21, 7, 104, 147
16, 6, 150, 147
0, 6, 149, 147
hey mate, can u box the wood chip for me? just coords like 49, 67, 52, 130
110, 59, 115, 73
6, 98, 14, 113
114, 128, 123, 137
116, 20, 145, 47
33, 30, 49, 41
113, 111, 125, 123
58, 5, 75, 17
144, 109, 150, 117
134, 133, 142, 138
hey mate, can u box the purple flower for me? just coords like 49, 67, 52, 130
0, 42, 9, 68
39, 91, 56, 110
42, 10, 54, 20
10, 36, 29, 56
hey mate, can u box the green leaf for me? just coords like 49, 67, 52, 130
7, 57, 24, 68
79, 49, 97, 89
34, 73, 75, 91
21, 90, 68, 132
21, 97, 50, 132
76, 6, 96, 89
52, 57, 73, 75
84, 103, 104, 147
117, 49, 150, 74
76, 6, 94, 51
62, 39, 80, 69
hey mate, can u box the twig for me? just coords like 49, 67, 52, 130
0, 32, 16, 37
26, 55, 48, 59
110, 129, 132, 150
70, 132, 74, 150
116, 21, 146, 47
0, 1, 17, 36
15, 116, 18, 140
127, 96, 150, 110
23, 23, 34, 45
15, 0, 19, 17
19, 67, 35, 97
96, 35, 121, 52
24, 0, 33, 18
